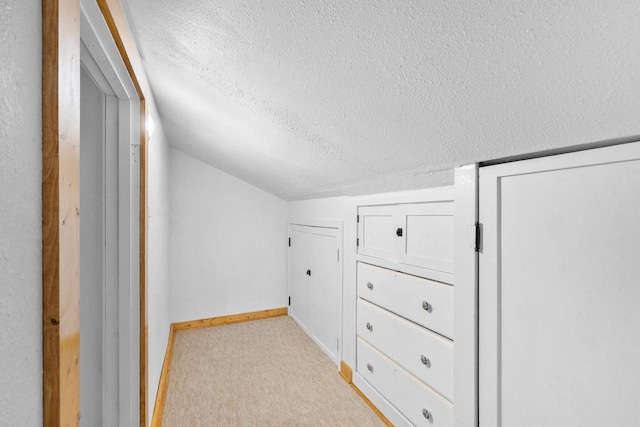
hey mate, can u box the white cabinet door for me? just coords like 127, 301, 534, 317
289, 224, 342, 364
357, 199, 455, 277
479, 142, 640, 427
358, 204, 400, 261
309, 227, 341, 362
289, 225, 310, 330
398, 202, 454, 274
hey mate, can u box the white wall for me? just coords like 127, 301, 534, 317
146, 101, 172, 423
0, 0, 42, 423
169, 148, 288, 323
288, 197, 357, 366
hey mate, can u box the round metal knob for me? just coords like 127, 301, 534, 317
422, 408, 431, 420
421, 354, 430, 367
367, 363, 374, 372
422, 301, 431, 311
367, 282, 374, 290
366, 322, 373, 331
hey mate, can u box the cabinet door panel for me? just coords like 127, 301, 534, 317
399, 202, 454, 273
358, 205, 400, 261
310, 228, 340, 362
289, 226, 310, 331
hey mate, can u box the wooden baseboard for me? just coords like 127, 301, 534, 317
151, 323, 176, 427
352, 383, 394, 427
173, 307, 288, 332
340, 360, 353, 384
340, 361, 392, 427
150, 307, 289, 425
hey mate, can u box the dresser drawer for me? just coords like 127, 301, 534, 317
357, 299, 453, 402
357, 338, 453, 427
357, 262, 454, 339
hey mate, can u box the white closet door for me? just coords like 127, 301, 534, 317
309, 227, 341, 363
289, 225, 310, 332
479, 142, 640, 427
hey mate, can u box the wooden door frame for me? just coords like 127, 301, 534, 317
42, 0, 148, 425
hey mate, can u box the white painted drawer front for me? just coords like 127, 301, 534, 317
357, 338, 453, 427
358, 262, 454, 339
357, 299, 453, 402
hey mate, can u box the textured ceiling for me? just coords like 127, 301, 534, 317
122, 0, 640, 200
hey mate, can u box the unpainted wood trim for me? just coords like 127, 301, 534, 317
150, 324, 176, 427
351, 383, 394, 427
173, 307, 289, 332
339, 360, 353, 384
339, 362, 391, 426
42, 0, 81, 425
95, 0, 144, 99
43, 0, 149, 425
139, 99, 148, 427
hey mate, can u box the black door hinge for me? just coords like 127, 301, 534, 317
357, 214, 360, 223
357, 238, 360, 247
288, 296, 291, 306
288, 237, 291, 247
475, 222, 481, 252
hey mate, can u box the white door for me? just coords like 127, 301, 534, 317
289, 225, 310, 330
479, 142, 640, 427
309, 227, 341, 362
289, 224, 342, 364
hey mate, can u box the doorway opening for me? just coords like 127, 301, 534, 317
79, 3, 141, 424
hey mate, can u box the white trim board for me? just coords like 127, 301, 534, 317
80, 1, 142, 424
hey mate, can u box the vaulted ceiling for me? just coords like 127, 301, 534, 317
122, 0, 640, 200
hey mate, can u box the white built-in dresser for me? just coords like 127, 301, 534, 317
354, 187, 455, 427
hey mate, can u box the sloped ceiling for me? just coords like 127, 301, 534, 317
122, 0, 640, 200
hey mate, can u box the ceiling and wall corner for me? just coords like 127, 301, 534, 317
122, 0, 640, 201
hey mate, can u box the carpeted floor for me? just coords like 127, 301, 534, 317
162, 315, 387, 426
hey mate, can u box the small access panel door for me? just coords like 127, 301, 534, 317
397, 202, 454, 274
357, 204, 399, 261
358, 201, 455, 275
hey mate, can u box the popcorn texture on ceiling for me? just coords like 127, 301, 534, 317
122, 0, 640, 200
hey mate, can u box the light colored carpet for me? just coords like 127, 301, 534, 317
162, 316, 387, 426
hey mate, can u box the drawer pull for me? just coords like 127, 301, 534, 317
367, 363, 374, 373
367, 281, 374, 290
366, 322, 373, 331
422, 301, 432, 311
420, 354, 431, 367
422, 408, 432, 420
